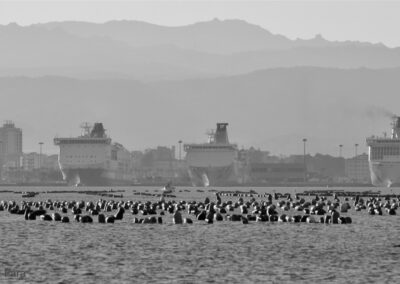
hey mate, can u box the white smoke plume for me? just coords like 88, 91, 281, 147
365, 106, 395, 119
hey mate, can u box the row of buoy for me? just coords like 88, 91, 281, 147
219, 193, 256, 198
133, 192, 176, 198
171, 203, 352, 225
22, 206, 126, 223
1, 191, 398, 226
1, 193, 398, 217
300, 190, 400, 199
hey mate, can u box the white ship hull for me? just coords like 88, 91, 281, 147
54, 123, 134, 187
369, 161, 400, 187
186, 148, 236, 168
187, 164, 238, 187
185, 148, 239, 186
59, 167, 133, 186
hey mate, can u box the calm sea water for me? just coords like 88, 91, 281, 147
1, 186, 400, 283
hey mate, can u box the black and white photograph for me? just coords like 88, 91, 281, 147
1, 0, 400, 283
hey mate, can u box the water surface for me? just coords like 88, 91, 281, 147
1, 186, 400, 283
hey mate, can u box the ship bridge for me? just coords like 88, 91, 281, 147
367, 116, 400, 161
54, 137, 111, 145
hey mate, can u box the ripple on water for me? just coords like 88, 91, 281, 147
1, 187, 400, 283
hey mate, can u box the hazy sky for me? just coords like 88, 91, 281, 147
1, 0, 400, 47
1, 0, 399, 156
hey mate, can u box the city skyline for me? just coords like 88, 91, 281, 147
0, 119, 370, 158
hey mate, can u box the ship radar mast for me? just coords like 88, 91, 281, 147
80, 122, 92, 137
206, 130, 215, 143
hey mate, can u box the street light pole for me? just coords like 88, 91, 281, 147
39, 142, 44, 169
354, 143, 359, 182
0, 140, 2, 178
339, 144, 343, 157
302, 138, 307, 182
178, 140, 182, 161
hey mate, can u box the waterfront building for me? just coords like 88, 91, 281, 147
134, 146, 180, 183
0, 121, 23, 178
345, 153, 370, 183
23, 152, 41, 171
249, 163, 304, 184
22, 153, 59, 171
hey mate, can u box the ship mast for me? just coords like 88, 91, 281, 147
206, 130, 215, 143
391, 116, 400, 139
80, 122, 92, 137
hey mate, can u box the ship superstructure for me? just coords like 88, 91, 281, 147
366, 116, 400, 187
54, 123, 133, 186
184, 123, 239, 186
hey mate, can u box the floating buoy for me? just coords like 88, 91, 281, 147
256, 215, 268, 222
173, 211, 183, 224
105, 216, 115, 223
61, 216, 69, 223
196, 210, 206, 221
214, 213, 223, 221
306, 216, 316, 223
231, 214, 242, 222
40, 214, 52, 221
331, 211, 340, 224
81, 215, 93, 223
184, 218, 193, 224
52, 212, 61, 221
278, 214, 287, 222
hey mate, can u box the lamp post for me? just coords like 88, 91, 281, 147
339, 144, 343, 157
354, 143, 359, 182
39, 142, 44, 169
178, 140, 182, 161
302, 138, 307, 182
0, 140, 2, 178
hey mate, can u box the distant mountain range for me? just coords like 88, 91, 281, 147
35, 19, 383, 53
1, 19, 400, 81
1, 19, 399, 155
1, 67, 399, 155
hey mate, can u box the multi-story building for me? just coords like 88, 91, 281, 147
249, 162, 305, 184
0, 121, 23, 175
132, 146, 188, 184
22, 153, 59, 171
23, 152, 41, 171
345, 153, 370, 183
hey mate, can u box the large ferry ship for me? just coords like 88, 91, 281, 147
366, 116, 400, 187
54, 123, 134, 186
184, 123, 239, 186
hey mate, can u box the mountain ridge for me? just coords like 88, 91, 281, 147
1, 19, 399, 81
32, 18, 387, 53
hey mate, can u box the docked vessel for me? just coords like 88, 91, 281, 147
54, 123, 134, 186
366, 116, 400, 187
184, 123, 239, 186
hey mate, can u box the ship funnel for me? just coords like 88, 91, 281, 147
91, 123, 106, 138
391, 116, 400, 139
214, 123, 229, 144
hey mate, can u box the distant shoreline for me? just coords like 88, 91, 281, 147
0, 182, 375, 188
